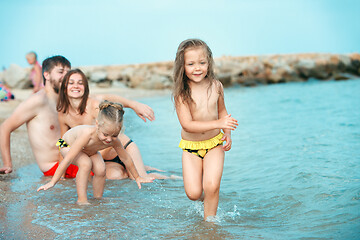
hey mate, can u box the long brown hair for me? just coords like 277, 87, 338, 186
172, 39, 216, 107
57, 69, 89, 114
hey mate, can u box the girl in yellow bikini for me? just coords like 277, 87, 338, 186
172, 39, 238, 220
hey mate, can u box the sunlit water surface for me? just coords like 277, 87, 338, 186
10, 79, 360, 239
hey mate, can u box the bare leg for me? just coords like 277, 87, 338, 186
100, 134, 144, 179
202, 146, 224, 220
64, 150, 92, 205
123, 136, 172, 179
182, 151, 203, 201
90, 152, 106, 199
104, 133, 169, 179
120, 136, 147, 179
144, 166, 165, 172
100, 144, 129, 179
100, 134, 176, 180
105, 162, 129, 180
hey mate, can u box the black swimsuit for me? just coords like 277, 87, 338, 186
103, 139, 133, 169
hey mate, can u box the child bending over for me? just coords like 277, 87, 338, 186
172, 39, 238, 220
37, 101, 153, 204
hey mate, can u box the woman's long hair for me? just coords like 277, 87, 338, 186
57, 69, 89, 114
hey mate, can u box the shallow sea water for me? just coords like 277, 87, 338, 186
8, 79, 360, 239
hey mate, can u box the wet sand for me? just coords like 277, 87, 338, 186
0, 87, 170, 239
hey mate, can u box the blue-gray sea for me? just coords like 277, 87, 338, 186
6, 79, 360, 239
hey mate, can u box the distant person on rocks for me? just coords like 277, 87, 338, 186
26, 51, 43, 93
172, 39, 238, 220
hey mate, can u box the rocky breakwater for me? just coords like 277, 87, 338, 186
218, 53, 360, 86
1, 53, 359, 90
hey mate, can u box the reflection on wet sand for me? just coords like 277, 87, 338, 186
0, 171, 56, 239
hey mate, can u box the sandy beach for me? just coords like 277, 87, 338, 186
0, 87, 170, 239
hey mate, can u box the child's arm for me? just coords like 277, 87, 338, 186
37, 134, 90, 191
217, 83, 234, 151
112, 139, 153, 189
92, 94, 155, 122
0, 94, 41, 174
175, 96, 238, 133
58, 113, 71, 179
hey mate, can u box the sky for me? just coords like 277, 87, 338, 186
0, 0, 359, 69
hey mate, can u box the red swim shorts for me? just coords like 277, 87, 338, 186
43, 162, 79, 178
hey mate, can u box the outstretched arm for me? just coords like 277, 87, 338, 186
92, 94, 155, 122
0, 96, 40, 174
37, 134, 90, 191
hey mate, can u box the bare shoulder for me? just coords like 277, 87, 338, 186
213, 79, 223, 91
58, 108, 69, 125
174, 95, 188, 111
17, 90, 48, 112
88, 97, 100, 108
1, 90, 48, 127
174, 94, 182, 104
69, 124, 94, 138
88, 97, 100, 115
212, 79, 224, 98
83, 125, 96, 136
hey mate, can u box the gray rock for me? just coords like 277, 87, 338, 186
89, 71, 107, 82
3, 64, 30, 89
139, 75, 171, 89
294, 59, 316, 78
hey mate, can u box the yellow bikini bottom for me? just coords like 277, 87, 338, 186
179, 132, 224, 159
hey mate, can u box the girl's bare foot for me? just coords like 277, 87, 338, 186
145, 166, 165, 172
169, 174, 183, 180
77, 200, 90, 205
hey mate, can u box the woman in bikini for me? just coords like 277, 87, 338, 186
57, 68, 168, 179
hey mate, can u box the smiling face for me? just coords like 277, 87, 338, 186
67, 73, 85, 99
97, 119, 122, 145
184, 47, 208, 84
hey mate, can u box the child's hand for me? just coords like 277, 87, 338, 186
135, 176, 154, 189
221, 132, 232, 151
37, 182, 55, 192
218, 114, 238, 130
